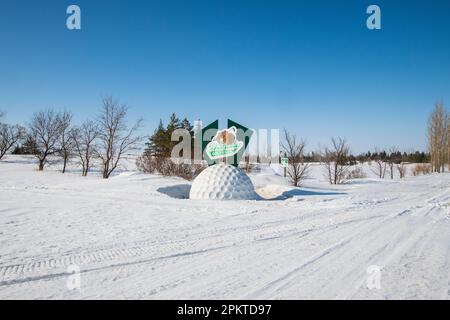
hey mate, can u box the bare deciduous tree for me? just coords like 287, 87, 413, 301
428, 102, 447, 173
281, 129, 310, 186
396, 162, 407, 179
387, 147, 400, 180
72, 120, 99, 176
28, 109, 61, 171
370, 148, 387, 179
322, 137, 351, 185
96, 97, 143, 179
0, 122, 25, 160
57, 111, 75, 173
447, 111, 450, 170
373, 159, 387, 179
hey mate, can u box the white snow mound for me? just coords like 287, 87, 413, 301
190, 163, 259, 200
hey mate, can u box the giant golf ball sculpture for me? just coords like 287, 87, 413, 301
190, 123, 259, 201
189, 163, 259, 200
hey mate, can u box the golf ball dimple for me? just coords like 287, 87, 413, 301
189, 163, 259, 200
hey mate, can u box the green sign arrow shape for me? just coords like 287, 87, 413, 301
199, 119, 253, 167
226, 119, 253, 167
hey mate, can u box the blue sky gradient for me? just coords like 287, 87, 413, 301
1, 0, 449, 152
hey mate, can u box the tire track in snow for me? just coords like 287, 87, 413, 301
344, 207, 447, 299
1, 173, 448, 298
0, 245, 229, 288
285, 188, 450, 299
244, 198, 446, 299
0, 213, 384, 282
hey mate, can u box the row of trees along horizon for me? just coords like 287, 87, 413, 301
0, 97, 143, 179
0, 99, 449, 184
143, 114, 430, 163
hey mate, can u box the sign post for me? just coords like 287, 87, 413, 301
281, 154, 288, 178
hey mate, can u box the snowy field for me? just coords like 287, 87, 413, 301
0, 155, 449, 299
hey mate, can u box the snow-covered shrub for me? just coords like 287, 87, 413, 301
346, 166, 366, 179
136, 154, 206, 180
136, 154, 157, 173
159, 159, 206, 181
412, 163, 432, 176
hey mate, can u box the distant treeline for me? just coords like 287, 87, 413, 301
295, 150, 429, 164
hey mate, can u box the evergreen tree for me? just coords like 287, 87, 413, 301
180, 118, 193, 133
167, 113, 181, 133
144, 119, 167, 157
144, 114, 194, 158
165, 113, 182, 157
180, 117, 194, 159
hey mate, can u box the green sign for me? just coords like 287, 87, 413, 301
199, 120, 253, 167
281, 157, 289, 168
205, 126, 244, 160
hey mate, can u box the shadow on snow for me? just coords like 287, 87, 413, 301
157, 184, 345, 201
267, 188, 346, 201
157, 184, 191, 199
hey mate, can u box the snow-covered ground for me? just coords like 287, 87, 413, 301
0, 155, 449, 299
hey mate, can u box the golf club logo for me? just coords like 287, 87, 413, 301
205, 126, 244, 160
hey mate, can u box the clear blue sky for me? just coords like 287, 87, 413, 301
1, 0, 449, 153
